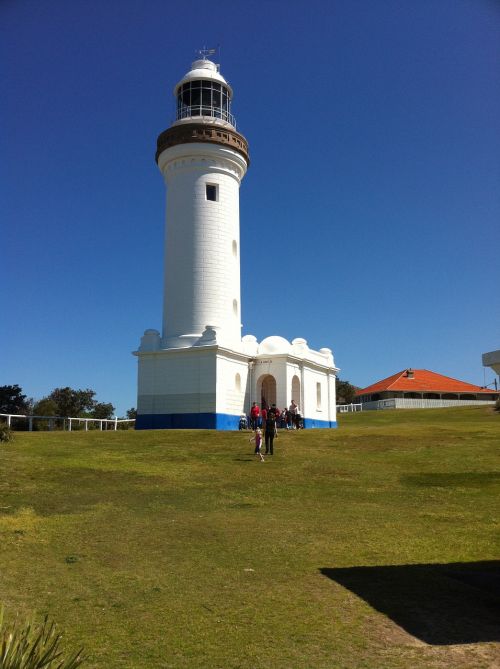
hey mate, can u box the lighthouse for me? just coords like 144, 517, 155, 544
134, 56, 338, 430
157, 58, 249, 350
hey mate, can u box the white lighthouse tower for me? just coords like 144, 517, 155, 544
134, 56, 338, 430
158, 58, 248, 350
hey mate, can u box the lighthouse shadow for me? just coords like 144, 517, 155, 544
320, 561, 500, 645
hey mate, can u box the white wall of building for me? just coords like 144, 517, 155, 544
328, 372, 337, 423
303, 367, 328, 421
215, 351, 250, 416
137, 348, 217, 415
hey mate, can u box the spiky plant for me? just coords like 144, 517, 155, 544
0, 607, 85, 669
0, 425, 13, 443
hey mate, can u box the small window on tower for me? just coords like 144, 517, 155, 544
206, 184, 218, 201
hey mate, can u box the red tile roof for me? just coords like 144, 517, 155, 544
356, 369, 498, 396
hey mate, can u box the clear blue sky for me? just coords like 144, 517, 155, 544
2, 0, 499, 415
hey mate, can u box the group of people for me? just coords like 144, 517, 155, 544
247, 401, 302, 461
249, 400, 302, 432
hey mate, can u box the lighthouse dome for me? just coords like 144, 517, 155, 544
258, 336, 291, 355
174, 60, 233, 96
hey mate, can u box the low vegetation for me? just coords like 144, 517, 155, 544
0, 607, 85, 668
0, 407, 498, 668
0, 424, 13, 442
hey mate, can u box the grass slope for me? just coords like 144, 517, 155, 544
0, 407, 498, 668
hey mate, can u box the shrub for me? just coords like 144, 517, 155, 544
0, 606, 85, 668
495, 397, 500, 412
0, 424, 13, 442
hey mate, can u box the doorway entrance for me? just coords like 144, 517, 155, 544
258, 374, 277, 408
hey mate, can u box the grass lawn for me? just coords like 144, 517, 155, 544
0, 406, 499, 668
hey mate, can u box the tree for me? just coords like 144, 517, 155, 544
0, 385, 29, 415
33, 398, 59, 416
91, 402, 115, 419
24, 396, 35, 415
336, 378, 359, 405
47, 387, 96, 417
126, 407, 137, 419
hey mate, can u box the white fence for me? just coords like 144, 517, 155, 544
0, 413, 135, 431
360, 398, 496, 411
337, 403, 363, 413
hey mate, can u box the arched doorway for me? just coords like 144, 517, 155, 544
291, 375, 301, 409
258, 374, 276, 408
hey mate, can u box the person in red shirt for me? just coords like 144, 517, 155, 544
250, 402, 260, 430
261, 406, 268, 427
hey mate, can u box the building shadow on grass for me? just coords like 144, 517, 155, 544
320, 561, 500, 645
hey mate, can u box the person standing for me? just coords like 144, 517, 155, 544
250, 402, 260, 431
261, 405, 268, 429
289, 400, 298, 429
295, 406, 302, 430
265, 408, 277, 455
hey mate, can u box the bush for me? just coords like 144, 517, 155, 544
0, 424, 13, 442
0, 606, 85, 668
495, 397, 500, 412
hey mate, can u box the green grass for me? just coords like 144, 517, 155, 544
0, 406, 499, 668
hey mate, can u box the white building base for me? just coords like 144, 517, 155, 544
134, 331, 338, 430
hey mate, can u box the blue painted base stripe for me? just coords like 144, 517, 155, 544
303, 418, 338, 429
136, 413, 338, 430
135, 412, 240, 430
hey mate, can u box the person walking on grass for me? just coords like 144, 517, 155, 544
250, 427, 265, 461
265, 407, 277, 455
